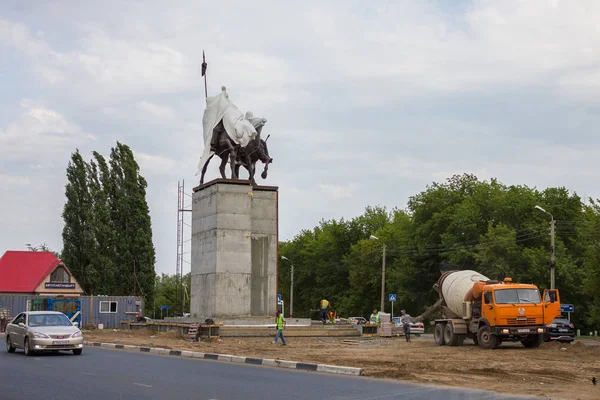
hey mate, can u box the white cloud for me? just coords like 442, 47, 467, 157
0, 100, 94, 163
319, 183, 358, 201
135, 152, 178, 177
136, 101, 174, 119
3, 1, 600, 276
0, 173, 31, 190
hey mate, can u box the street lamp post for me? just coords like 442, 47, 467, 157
535, 205, 556, 289
370, 235, 386, 312
281, 256, 294, 317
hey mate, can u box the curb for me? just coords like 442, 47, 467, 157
83, 341, 363, 377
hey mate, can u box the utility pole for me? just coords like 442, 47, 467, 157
281, 256, 294, 317
550, 217, 555, 290
535, 205, 556, 289
370, 235, 386, 312
381, 244, 386, 312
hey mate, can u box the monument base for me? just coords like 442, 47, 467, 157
190, 179, 278, 318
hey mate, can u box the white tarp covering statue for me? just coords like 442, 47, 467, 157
196, 86, 273, 186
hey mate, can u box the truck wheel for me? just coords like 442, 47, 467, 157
521, 334, 542, 348
477, 326, 498, 349
443, 323, 461, 346
434, 323, 446, 345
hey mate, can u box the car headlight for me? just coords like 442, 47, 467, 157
71, 331, 82, 338
32, 332, 50, 339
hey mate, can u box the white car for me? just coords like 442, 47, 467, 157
392, 317, 425, 335
5, 311, 84, 356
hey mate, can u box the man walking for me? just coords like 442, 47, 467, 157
400, 310, 412, 342
319, 298, 330, 325
273, 311, 287, 346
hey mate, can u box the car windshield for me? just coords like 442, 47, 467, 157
28, 313, 73, 327
494, 289, 541, 304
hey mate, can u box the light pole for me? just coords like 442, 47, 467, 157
370, 235, 386, 312
281, 256, 294, 317
535, 205, 555, 289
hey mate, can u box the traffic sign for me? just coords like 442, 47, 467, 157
560, 304, 574, 313
159, 305, 170, 310
389, 294, 397, 302
277, 294, 282, 303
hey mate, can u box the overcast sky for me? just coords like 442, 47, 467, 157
2, 0, 600, 276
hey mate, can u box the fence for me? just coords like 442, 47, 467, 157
0, 294, 144, 329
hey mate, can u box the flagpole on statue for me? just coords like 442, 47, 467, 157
202, 50, 208, 98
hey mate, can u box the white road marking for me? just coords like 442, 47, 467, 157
43, 364, 52, 367
133, 383, 153, 388
81, 372, 95, 376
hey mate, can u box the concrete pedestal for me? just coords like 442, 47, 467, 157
190, 179, 278, 318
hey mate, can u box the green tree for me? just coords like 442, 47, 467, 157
86, 151, 117, 294
108, 142, 156, 305
278, 173, 595, 331
61, 150, 94, 293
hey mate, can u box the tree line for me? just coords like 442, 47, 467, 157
278, 174, 600, 331
61, 142, 156, 307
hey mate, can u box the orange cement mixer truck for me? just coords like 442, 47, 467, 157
432, 270, 561, 349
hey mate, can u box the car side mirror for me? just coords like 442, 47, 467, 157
18, 323, 25, 328
73, 322, 79, 327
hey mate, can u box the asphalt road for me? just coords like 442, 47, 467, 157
0, 339, 534, 400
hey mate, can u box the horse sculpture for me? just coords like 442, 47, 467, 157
198, 122, 272, 186
234, 134, 273, 185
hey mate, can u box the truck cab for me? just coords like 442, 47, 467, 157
474, 280, 560, 348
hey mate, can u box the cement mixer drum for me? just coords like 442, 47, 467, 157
440, 270, 489, 318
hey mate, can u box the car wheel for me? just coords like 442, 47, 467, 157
24, 337, 34, 356
6, 336, 15, 353
73, 349, 82, 355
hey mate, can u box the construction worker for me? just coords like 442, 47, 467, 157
273, 311, 287, 346
400, 309, 412, 342
319, 298, 330, 325
370, 308, 380, 325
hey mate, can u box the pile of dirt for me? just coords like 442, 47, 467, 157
160, 330, 183, 339
130, 328, 154, 337
82, 330, 600, 400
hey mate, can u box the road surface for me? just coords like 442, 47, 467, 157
0, 341, 535, 400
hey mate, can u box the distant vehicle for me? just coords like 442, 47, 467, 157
5, 311, 84, 356
544, 317, 575, 343
392, 317, 425, 335
348, 317, 367, 325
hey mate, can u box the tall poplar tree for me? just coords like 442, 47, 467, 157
61, 150, 94, 293
108, 142, 156, 304
86, 151, 117, 294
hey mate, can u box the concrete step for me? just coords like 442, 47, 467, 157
219, 326, 361, 338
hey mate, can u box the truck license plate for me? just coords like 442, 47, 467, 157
518, 329, 530, 333
52, 340, 69, 345
558, 329, 568, 332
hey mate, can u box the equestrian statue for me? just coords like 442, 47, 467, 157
196, 86, 273, 186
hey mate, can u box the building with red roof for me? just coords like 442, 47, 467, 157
0, 251, 84, 296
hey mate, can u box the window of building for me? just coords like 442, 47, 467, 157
99, 301, 118, 314
50, 267, 70, 283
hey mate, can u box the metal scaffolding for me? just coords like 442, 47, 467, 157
176, 180, 192, 314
